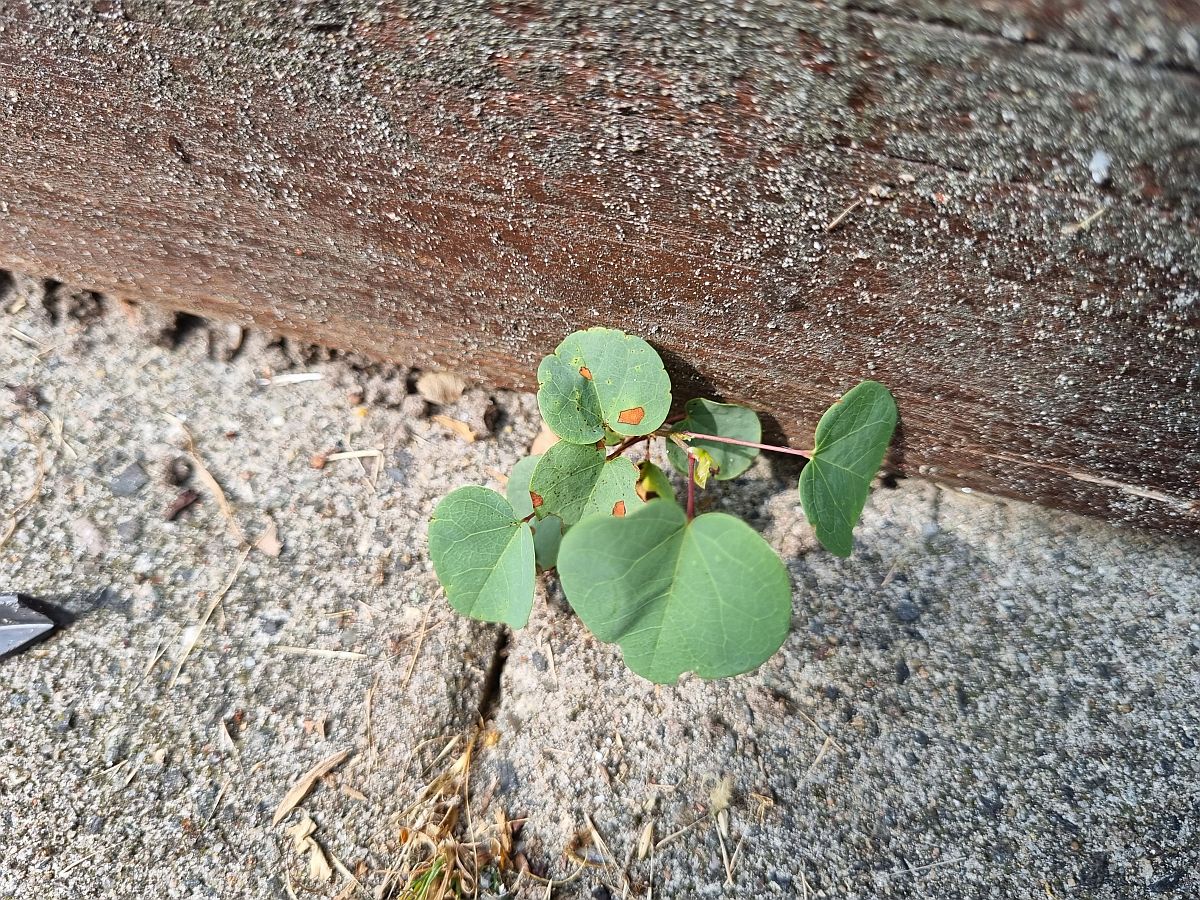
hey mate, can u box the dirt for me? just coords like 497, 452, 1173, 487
2, 273, 1199, 899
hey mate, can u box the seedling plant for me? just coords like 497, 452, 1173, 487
428, 328, 897, 684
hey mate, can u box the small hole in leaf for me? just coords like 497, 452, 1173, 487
579, 366, 593, 380
612, 500, 626, 517
530, 491, 543, 509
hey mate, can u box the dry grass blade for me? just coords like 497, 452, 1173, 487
431, 414, 475, 443
275, 646, 369, 661
168, 546, 250, 687
273, 749, 352, 826
324, 449, 384, 462
1060, 206, 1107, 235
378, 731, 528, 900
401, 608, 433, 688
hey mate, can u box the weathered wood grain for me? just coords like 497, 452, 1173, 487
0, 1, 1196, 534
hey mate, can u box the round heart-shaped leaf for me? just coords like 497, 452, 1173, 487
557, 500, 792, 683
427, 486, 535, 628
668, 398, 761, 481
529, 442, 643, 526
536, 327, 672, 444
506, 455, 564, 571
798, 380, 897, 557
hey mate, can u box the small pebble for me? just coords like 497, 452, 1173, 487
894, 600, 921, 623
1089, 149, 1111, 186
109, 461, 149, 497
116, 519, 143, 542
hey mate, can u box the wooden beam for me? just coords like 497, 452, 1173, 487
0, 1, 1196, 534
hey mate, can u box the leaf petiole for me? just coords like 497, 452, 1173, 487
686, 454, 697, 521
606, 434, 650, 460
678, 431, 812, 460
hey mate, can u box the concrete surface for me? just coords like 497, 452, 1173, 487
1, 272, 1198, 899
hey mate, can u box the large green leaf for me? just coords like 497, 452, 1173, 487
557, 500, 792, 683
427, 486, 535, 628
506, 455, 564, 571
798, 380, 898, 557
668, 398, 762, 481
536, 328, 672, 444
529, 442, 644, 526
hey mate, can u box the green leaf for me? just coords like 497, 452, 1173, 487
536, 328, 672, 444
427, 486, 535, 628
506, 455, 564, 571
636, 460, 676, 503
557, 500, 792, 683
690, 447, 716, 489
529, 442, 643, 526
668, 399, 761, 481
798, 380, 898, 557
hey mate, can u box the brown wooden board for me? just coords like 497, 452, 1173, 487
0, 1, 1197, 534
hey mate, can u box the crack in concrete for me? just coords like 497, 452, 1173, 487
475, 627, 510, 724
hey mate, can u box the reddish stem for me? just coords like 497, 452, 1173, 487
680, 431, 812, 459
686, 454, 696, 521
520, 511, 536, 524
606, 434, 649, 460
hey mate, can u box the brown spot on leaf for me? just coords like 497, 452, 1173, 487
530, 490, 543, 509
612, 500, 626, 517
617, 407, 645, 425
579, 366, 592, 380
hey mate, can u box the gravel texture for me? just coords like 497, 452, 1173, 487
2, 273, 1198, 899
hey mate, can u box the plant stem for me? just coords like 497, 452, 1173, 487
606, 434, 649, 460
679, 431, 813, 459
686, 454, 696, 522
520, 511, 536, 524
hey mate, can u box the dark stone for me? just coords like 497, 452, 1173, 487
591, 887, 613, 900
110, 462, 149, 497
823, 685, 841, 701
895, 659, 911, 684
978, 793, 1004, 817
494, 759, 519, 794
913, 730, 929, 747
1148, 869, 1183, 893
894, 600, 920, 623
1080, 852, 1110, 888
84, 815, 106, 835
530, 651, 548, 672
116, 519, 143, 542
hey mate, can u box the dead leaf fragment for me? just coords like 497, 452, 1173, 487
285, 814, 333, 884
164, 489, 200, 521
530, 422, 558, 455
272, 749, 351, 826
530, 491, 544, 509
417, 371, 467, 405
432, 414, 475, 443
579, 366, 593, 380
612, 500, 626, 517
617, 407, 645, 425
637, 821, 654, 860
256, 520, 282, 557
